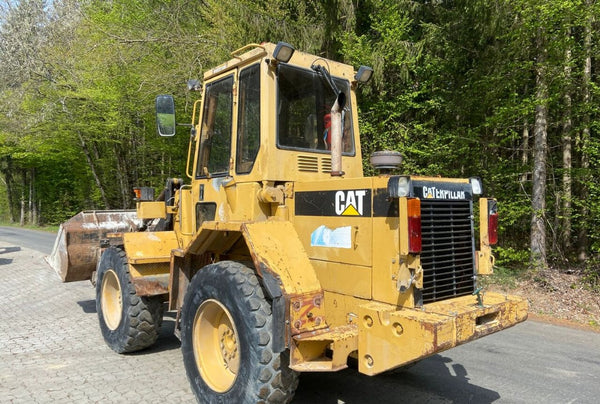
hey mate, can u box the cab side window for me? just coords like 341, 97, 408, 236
197, 75, 234, 177
236, 64, 260, 174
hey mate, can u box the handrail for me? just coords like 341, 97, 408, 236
185, 138, 194, 180
186, 99, 203, 179
191, 99, 202, 127
230, 43, 264, 58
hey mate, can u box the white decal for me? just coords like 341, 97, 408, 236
311, 225, 352, 249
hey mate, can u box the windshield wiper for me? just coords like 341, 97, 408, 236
311, 64, 341, 98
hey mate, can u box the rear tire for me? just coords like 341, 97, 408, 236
96, 246, 164, 353
181, 261, 299, 403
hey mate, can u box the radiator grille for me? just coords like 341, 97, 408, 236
420, 200, 475, 303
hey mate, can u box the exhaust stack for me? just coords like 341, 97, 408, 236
330, 92, 346, 177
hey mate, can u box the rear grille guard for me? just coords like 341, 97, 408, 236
420, 200, 476, 304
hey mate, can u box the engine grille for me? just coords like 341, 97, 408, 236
420, 200, 475, 304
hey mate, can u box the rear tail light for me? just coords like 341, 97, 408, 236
407, 198, 422, 253
487, 199, 498, 245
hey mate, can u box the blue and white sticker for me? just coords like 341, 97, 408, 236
310, 225, 352, 249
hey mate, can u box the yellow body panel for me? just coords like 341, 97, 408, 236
322, 291, 369, 327
136, 201, 167, 219
177, 186, 194, 247
293, 178, 374, 267
477, 197, 496, 274
312, 260, 371, 299
123, 231, 178, 269
122, 231, 178, 296
412, 176, 470, 184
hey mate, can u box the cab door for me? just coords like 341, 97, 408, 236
184, 73, 236, 247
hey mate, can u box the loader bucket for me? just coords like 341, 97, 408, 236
46, 210, 143, 282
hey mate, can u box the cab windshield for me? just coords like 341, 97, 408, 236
277, 64, 354, 154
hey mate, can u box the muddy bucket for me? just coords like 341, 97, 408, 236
46, 210, 142, 282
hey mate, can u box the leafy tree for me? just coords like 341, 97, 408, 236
1, 0, 600, 280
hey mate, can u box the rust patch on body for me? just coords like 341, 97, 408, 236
132, 274, 169, 296
290, 292, 327, 335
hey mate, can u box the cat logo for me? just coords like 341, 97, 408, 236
335, 190, 367, 216
422, 185, 466, 200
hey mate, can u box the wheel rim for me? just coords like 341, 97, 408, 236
192, 299, 240, 393
101, 269, 123, 330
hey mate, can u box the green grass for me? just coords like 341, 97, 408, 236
0, 221, 60, 233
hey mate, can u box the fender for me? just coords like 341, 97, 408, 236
241, 221, 327, 341
241, 221, 321, 295
184, 220, 323, 298
121, 231, 178, 296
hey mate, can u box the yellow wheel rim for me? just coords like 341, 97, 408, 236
193, 299, 240, 392
101, 269, 122, 330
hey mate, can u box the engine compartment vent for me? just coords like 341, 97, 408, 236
298, 155, 319, 172
298, 155, 332, 174
321, 157, 331, 173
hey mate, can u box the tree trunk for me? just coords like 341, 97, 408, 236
521, 119, 529, 183
32, 168, 38, 225
577, 3, 593, 262
1, 158, 16, 223
20, 188, 25, 227
78, 131, 110, 209
28, 168, 37, 226
561, 32, 572, 252
531, 28, 548, 270
113, 145, 130, 209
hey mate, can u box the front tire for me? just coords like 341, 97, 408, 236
96, 246, 164, 353
181, 261, 298, 403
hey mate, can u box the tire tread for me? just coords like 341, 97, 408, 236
97, 247, 164, 353
181, 261, 298, 403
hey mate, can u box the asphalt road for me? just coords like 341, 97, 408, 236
0, 226, 57, 255
1, 226, 599, 403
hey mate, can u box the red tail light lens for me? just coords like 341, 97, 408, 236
407, 198, 422, 253
487, 200, 498, 245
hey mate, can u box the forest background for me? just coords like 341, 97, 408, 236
1, 0, 599, 285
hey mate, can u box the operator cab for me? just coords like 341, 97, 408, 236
156, 42, 372, 183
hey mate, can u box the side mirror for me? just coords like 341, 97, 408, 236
155, 95, 176, 137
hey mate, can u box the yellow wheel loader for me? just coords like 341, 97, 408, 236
47, 42, 527, 403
